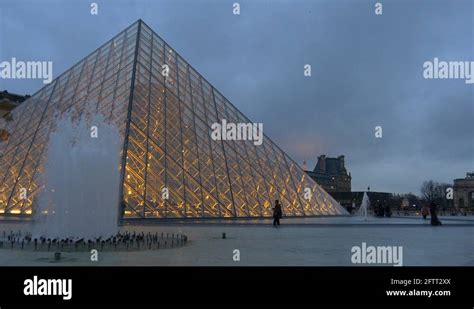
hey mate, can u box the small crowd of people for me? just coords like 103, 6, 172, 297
374, 202, 392, 218
345, 199, 443, 226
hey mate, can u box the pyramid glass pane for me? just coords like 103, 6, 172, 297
0, 20, 347, 219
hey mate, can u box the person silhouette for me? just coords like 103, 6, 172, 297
273, 200, 282, 227
430, 201, 442, 226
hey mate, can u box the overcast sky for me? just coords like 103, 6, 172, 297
0, 0, 472, 194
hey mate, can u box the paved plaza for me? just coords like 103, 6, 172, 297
1, 216, 472, 266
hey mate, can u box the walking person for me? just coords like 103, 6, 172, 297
421, 205, 429, 220
377, 201, 384, 217
384, 204, 392, 218
273, 200, 282, 227
429, 201, 442, 226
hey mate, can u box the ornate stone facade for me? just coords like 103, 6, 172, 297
453, 172, 474, 209
305, 155, 351, 193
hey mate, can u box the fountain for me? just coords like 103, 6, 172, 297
358, 192, 370, 221
31, 111, 121, 239
1, 110, 189, 253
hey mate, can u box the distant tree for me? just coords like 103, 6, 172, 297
437, 183, 452, 209
403, 192, 422, 209
389, 193, 403, 209
421, 180, 439, 202
421, 180, 451, 208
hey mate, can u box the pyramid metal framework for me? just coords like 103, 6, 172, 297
0, 20, 347, 219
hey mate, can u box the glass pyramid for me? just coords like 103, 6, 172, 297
0, 20, 347, 219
